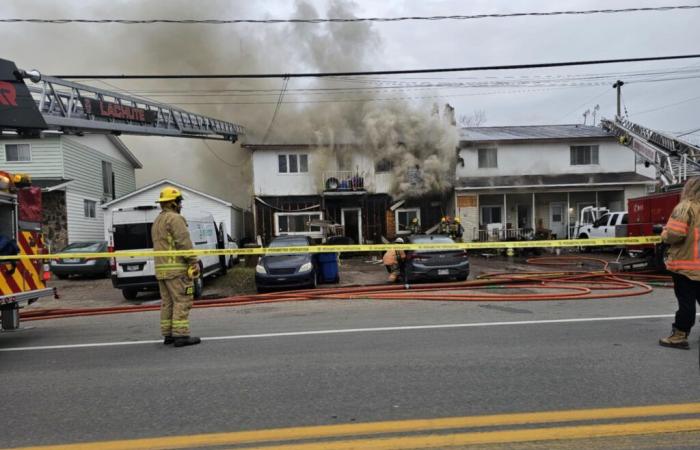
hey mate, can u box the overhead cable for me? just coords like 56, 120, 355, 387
54, 54, 700, 79
3, 5, 699, 24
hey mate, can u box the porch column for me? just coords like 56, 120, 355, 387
532, 192, 536, 230
595, 191, 599, 210
566, 192, 571, 239
503, 193, 507, 233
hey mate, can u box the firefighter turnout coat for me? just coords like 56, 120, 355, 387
663, 198, 700, 281
152, 206, 198, 280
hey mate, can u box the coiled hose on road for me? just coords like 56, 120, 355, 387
20, 256, 672, 322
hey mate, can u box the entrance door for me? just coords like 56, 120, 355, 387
341, 208, 362, 244
549, 202, 566, 239
517, 205, 530, 230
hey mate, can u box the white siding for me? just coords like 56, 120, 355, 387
457, 139, 656, 179
62, 137, 137, 242
103, 184, 242, 242
0, 137, 64, 178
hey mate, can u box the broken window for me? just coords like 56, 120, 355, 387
570, 145, 599, 165
478, 148, 497, 168
395, 208, 420, 234
275, 212, 322, 235
375, 159, 393, 173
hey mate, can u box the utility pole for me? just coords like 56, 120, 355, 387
613, 80, 625, 118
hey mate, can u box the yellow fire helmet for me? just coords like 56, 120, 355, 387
156, 186, 183, 203
454, 217, 461, 223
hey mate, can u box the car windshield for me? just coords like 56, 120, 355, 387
62, 242, 103, 253
269, 238, 309, 248
410, 236, 455, 244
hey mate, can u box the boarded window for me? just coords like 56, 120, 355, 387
477, 148, 497, 168
5, 144, 31, 162
570, 145, 599, 165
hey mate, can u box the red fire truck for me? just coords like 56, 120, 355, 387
0, 171, 54, 330
602, 117, 700, 267
0, 57, 245, 330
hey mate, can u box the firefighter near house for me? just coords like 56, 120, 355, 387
0, 171, 54, 331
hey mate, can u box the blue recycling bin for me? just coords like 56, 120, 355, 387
317, 252, 339, 284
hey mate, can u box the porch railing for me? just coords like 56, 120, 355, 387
472, 227, 535, 242
322, 171, 371, 191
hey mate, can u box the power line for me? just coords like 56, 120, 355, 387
631, 93, 700, 116
262, 77, 289, 144
4, 5, 698, 24
54, 53, 700, 79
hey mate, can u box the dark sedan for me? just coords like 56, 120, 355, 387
403, 235, 469, 282
255, 236, 319, 292
50, 241, 110, 279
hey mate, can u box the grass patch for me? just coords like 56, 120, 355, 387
207, 265, 257, 297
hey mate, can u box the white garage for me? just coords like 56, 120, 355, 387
102, 179, 245, 242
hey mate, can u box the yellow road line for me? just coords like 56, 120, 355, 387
243, 418, 700, 450
7, 402, 700, 450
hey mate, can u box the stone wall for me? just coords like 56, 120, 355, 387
42, 191, 68, 252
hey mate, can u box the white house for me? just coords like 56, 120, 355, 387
101, 179, 245, 242
0, 134, 141, 250
455, 124, 656, 241
247, 144, 451, 245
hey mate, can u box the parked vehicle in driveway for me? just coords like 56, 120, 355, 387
404, 235, 469, 282
108, 206, 227, 300
255, 236, 319, 292
50, 241, 110, 279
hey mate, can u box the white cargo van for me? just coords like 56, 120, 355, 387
108, 205, 226, 300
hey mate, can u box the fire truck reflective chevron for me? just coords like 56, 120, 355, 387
0, 231, 45, 296
0, 171, 54, 331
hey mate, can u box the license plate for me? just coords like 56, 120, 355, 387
438, 269, 449, 276
63, 258, 80, 263
125, 265, 141, 272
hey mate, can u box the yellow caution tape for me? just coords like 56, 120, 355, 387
0, 236, 662, 261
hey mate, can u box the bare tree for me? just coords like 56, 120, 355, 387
459, 110, 487, 127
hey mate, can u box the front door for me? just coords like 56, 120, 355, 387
517, 205, 530, 230
549, 202, 566, 239
341, 208, 362, 244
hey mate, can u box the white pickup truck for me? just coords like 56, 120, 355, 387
576, 210, 628, 239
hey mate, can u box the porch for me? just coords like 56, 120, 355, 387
456, 190, 626, 242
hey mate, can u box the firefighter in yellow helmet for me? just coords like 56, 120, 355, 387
408, 216, 421, 235
152, 186, 201, 347
437, 216, 450, 235
449, 216, 465, 241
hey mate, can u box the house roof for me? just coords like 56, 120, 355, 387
459, 125, 613, 143
31, 178, 73, 192
101, 179, 242, 210
455, 172, 655, 190
106, 135, 143, 169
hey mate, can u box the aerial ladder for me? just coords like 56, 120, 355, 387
601, 116, 700, 188
0, 58, 245, 141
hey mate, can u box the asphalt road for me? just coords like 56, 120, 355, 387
1, 288, 700, 449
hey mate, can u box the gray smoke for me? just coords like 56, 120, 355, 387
0, 0, 459, 201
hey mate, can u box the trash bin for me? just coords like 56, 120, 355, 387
317, 252, 339, 283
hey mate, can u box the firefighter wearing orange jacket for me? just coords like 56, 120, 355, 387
152, 187, 201, 348
659, 177, 700, 349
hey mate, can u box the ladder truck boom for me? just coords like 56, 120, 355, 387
601, 116, 700, 187
1, 58, 245, 141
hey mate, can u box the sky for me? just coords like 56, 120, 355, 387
0, 0, 698, 205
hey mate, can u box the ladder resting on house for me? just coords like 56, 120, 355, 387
601, 117, 700, 187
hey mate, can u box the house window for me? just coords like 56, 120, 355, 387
274, 212, 322, 236
478, 148, 497, 168
376, 158, 393, 173
84, 200, 97, 218
5, 144, 31, 162
395, 208, 420, 235
570, 145, 599, 165
480, 206, 502, 224
101, 161, 114, 199
278, 154, 309, 173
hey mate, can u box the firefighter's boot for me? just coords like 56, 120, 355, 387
659, 328, 690, 349
174, 336, 201, 347
163, 336, 175, 345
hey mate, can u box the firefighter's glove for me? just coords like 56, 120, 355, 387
187, 264, 201, 280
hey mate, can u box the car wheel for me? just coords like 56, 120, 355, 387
56, 274, 67, 280
456, 273, 468, 282
310, 270, 318, 289
578, 234, 591, 253
193, 271, 204, 300
256, 285, 267, 294
122, 288, 138, 300
228, 256, 235, 268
